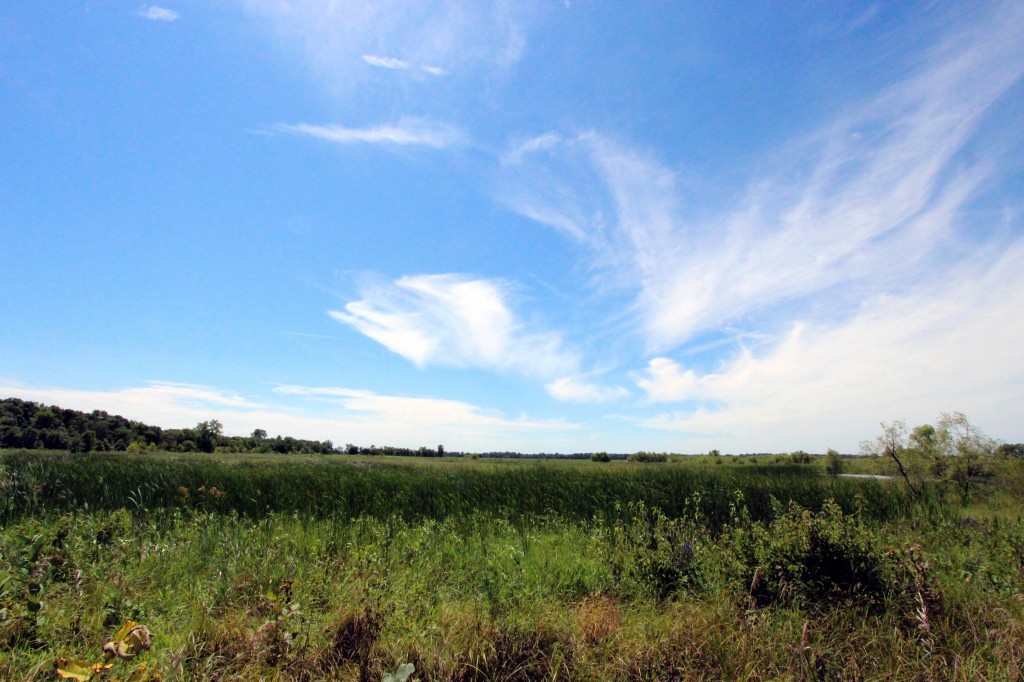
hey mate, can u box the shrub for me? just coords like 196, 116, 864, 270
590, 452, 611, 463
628, 451, 667, 463
604, 502, 702, 600
790, 450, 812, 464
732, 500, 888, 610
825, 449, 843, 477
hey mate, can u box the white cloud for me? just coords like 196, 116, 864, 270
502, 132, 563, 165
632, 240, 1024, 451
0, 382, 260, 432
633, 358, 700, 403
362, 54, 449, 76
504, 3, 1024, 352
273, 385, 571, 433
546, 376, 629, 403
138, 6, 180, 22
275, 118, 464, 149
241, 1, 529, 93
329, 274, 578, 379
0, 381, 579, 452
362, 54, 411, 70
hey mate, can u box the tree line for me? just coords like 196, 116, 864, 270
0, 398, 333, 455
0, 397, 462, 457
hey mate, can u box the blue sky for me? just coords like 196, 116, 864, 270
2, 1, 1023, 453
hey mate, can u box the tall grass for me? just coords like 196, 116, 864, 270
0, 450, 915, 526
1, 500, 1020, 680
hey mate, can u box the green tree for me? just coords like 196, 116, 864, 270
825, 448, 843, 477
861, 420, 922, 498
864, 413, 996, 502
195, 420, 224, 453
909, 423, 946, 477
790, 450, 812, 464
936, 412, 996, 502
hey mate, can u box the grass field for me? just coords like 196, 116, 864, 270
1, 450, 1022, 680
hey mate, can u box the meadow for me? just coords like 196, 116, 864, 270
1, 450, 1022, 681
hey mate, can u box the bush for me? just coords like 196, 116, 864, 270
790, 450, 812, 464
731, 500, 889, 610
628, 451, 667, 463
590, 452, 611, 463
825, 449, 843, 477
604, 502, 702, 600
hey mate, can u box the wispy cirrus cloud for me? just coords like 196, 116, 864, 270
329, 274, 578, 379
362, 54, 411, 70
241, 1, 528, 93
274, 118, 464, 149
503, 2, 1024, 353
363, 54, 449, 76
138, 5, 180, 22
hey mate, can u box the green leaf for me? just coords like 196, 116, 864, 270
384, 662, 415, 682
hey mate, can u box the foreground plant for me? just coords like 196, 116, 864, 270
54, 621, 158, 681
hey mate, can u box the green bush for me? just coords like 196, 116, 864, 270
729, 499, 889, 609
604, 501, 702, 600
628, 451, 667, 463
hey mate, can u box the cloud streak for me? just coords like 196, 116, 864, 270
503, 3, 1024, 352
275, 119, 464, 149
242, 1, 527, 94
138, 6, 180, 22
363, 54, 449, 76
330, 274, 578, 379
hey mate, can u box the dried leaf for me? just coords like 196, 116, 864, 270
54, 658, 112, 681
54, 658, 94, 681
104, 621, 152, 659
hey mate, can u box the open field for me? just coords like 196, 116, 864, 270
2, 450, 1023, 681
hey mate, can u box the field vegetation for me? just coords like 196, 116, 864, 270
1, 415, 1023, 680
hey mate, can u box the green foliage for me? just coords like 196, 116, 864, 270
0, 450, 915, 526
0, 397, 336, 455
790, 450, 812, 464
590, 452, 611, 462
0, 471, 1022, 680
996, 443, 1024, 458
825, 448, 843, 477
865, 413, 999, 502
730, 500, 889, 610
604, 501, 703, 600
628, 451, 668, 463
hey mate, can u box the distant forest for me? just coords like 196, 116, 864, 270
0, 396, 787, 460
0, 397, 576, 458
0, 397, 345, 455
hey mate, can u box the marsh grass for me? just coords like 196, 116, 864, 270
0, 450, 914, 527
1, 450, 1021, 680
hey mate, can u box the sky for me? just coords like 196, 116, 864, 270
1, 1, 1023, 454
